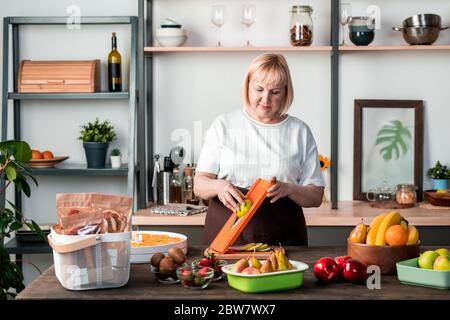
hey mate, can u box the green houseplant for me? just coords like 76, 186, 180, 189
427, 161, 450, 190
110, 148, 122, 169
79, 118, 116, 168
0, 140, 43, 300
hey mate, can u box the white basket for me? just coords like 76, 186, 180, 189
48, 228, 131, 290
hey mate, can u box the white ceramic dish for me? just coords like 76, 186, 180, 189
156, 28, 186, 37
130, 231, 188, 264
156, 35, 187, 47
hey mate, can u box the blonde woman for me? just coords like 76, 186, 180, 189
194, 53, 324, 246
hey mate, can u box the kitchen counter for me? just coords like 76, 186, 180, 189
132, 201, 450, 226
16, 246, 449, 300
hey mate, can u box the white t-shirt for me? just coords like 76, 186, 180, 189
196, 109, 325, 189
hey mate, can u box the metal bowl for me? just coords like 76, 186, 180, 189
402, 14, 442, 28
393, 26, 449, 45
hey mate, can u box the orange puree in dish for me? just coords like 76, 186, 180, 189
131, 233, 182, 247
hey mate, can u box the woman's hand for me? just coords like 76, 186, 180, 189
215, 180, 245, 212
267, 176, 293, 203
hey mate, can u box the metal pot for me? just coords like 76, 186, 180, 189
393, 26, 449, 45
402, 13, 442, 28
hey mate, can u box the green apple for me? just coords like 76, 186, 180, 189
433, 255, 450, 271
434, 248, 450, 257
418, 251, 439, 269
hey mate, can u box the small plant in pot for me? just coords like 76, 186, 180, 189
79, 118, 116, 168
110, 148, 122, 169
427, 160, 450, 190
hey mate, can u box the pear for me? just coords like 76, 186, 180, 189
269, 252, 278, 271
231, 258, 249, 273
249, 257, 261, 269
348, 219, 368, 243
260, 260, 274, 273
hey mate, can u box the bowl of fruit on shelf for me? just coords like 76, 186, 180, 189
176, 266, 215, 290
191, 253, 228, 281
346, 211, 420, 274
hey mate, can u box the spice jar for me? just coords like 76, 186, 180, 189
290, 5, 313, 46
396, 184, 417, 205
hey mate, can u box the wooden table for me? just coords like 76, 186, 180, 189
16, 246, 449, 300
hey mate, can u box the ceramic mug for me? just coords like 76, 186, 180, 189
349, 16, 375, 46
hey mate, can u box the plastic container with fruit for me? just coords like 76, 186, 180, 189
222, 260, 308, 293
396, 253, 450, 290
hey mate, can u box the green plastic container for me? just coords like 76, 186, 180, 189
222, 260, 309, 293
396, 257, 450, 290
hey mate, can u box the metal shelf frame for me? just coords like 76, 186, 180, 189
1, 15, 147, 258
140, 0, 339, 208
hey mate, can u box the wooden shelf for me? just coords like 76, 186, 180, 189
339, 45, 450, 52
133, 200, 450, 227
144, 45, 450, 53
144, 46, 332, 53
8, 92, 129, 100
30, 163, 133, 176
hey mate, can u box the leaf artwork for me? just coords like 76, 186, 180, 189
375, 120, 411, 161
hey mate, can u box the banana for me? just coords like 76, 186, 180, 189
375, 211, 402, 245
365, 213, 387, 245
406, 225, 419, 244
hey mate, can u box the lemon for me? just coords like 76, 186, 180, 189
436, 189, 448, 194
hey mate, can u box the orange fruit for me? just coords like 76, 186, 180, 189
42, 150, 54, 159
31, 150, 43, 159
385, 225, 408, 246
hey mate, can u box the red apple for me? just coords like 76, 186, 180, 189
343, 259, 367, 283
334, 255, 352, 277
313, 257, 339, 282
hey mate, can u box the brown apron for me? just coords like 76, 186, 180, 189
203, 187, 308, 246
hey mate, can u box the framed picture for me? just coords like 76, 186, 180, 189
353, 100, 423, 201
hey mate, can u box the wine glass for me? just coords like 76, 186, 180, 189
240, 4, 256, 46
211, 5, 226, 46
339, 3, 351, 45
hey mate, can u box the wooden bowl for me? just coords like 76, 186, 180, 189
347, 239, 420, 274
423, 190, 450, 207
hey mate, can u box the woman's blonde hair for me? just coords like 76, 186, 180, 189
241, 53, 294, 115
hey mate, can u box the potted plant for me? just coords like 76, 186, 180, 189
110, 148, 122, 169
78, 118, 116, 168
427, 160, 450, 190
0, 140, 43, 299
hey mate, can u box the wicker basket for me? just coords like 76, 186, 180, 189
423, 190, 450, 206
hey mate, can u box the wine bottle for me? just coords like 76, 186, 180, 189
108, 32, 122, 92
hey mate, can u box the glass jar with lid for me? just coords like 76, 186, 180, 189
289, 5, 313, 46
395, 184, 417, 205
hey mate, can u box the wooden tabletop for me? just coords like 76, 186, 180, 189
16, 246, 449, 300
132, 201, 450, 226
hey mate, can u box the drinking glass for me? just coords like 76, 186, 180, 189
339, 3, 351, 45
240, 4, 256, 46
211, 5, 226, 46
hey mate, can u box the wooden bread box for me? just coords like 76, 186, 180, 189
18, 60, 100, 93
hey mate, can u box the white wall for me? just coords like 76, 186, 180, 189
1, 0, 450, 285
